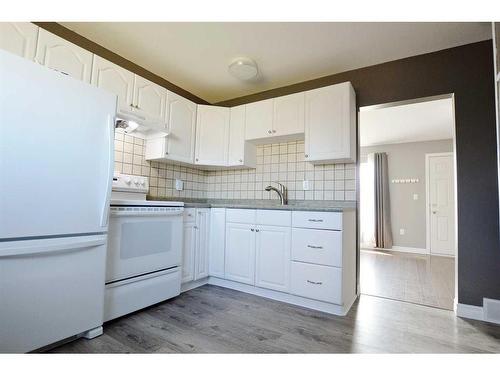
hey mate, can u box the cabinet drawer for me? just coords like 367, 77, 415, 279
290, 261, 342, 304
184, 208, 196, 222
292, 211, 342, 230
256, 210, 291, 226
226, 209, 256, 224
291, 228, 342, 267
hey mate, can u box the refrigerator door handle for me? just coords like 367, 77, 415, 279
0, 235, 107, 258
100, 114, 115, 228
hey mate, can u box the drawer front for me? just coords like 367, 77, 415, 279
183, 208, 196, 222
290, 261, 342, 304
291, 228, 342, 267
226, 209, 256, 224
256, 209, 291, 226
292, 211, 342, 230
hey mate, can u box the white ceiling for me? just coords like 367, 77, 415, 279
359, 98, 455, 147
60, 22, 491, 103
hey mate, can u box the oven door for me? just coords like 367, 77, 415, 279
106, 208, 183, 283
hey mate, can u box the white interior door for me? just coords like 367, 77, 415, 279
427, 153, 455, 256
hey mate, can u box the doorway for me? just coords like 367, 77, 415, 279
358, 95, 457, 310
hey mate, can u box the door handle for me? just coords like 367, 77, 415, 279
307, 280, 323, 285
307, 245, 323, 249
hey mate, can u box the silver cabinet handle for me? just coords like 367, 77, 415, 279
194, 225, 198, 229
307, 280, 323, 285
272, 130, 276, 133
307, 245, 323, 249
255, 229, 260, 232
251, 228, 254, 232
305, 154, 309, 158
239, 159, 243, 163
268, 130, 272, 134
308, 219, 323, 222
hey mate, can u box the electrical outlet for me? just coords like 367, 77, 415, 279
399, 228, 405, 235
175, 179, 183, 191
303, 180, 310, 191
413, 194, 419, 200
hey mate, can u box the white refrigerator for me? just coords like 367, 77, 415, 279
0, 50, 116, 352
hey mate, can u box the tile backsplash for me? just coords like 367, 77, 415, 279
113, 131, 356, 201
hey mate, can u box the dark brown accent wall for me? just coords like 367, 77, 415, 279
219, 40, 500, 307
33, 22, 208, 105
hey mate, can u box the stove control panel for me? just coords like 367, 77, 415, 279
112, 173, 149, 193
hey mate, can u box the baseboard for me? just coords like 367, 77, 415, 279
456, 303, 484, 321
181, 277, 209, 293
207, 277, 351, 316
391, 246, 429, 255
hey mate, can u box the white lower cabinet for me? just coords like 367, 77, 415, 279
186, 208, 356, 316
208, 208, 226, 278
182, 221, 196, 283
182, 208, 210, 284
255, 225, 291, 292
290, 261, 342, 305
225, 223, 256, 285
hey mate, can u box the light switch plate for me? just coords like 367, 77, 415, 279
175, 179, 183, 191
303, 180, 310, 191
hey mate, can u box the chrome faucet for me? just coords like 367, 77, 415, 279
265, 182, 288, 205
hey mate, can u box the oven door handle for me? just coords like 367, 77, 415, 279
110, 210, 184, 217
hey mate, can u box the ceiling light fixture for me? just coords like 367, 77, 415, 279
228, 57, 258, 81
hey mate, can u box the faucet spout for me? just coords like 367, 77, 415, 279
264, 182, 288, 205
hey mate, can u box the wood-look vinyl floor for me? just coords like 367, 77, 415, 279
50, 285, 500, 353
360, 249, 455, 310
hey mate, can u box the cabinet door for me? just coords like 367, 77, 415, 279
91, 55, 134, 115
225, 223, 256, 285
304, 82, 356, 163
182, 222, 196, 283
165, 91, 197, 164
209, 208, 226, 278
133, 75, 167, 126
273, 92, 305, 137
0, 22, 38, 60
195, 209, 210, 280
227, 105, 246, 166
255, 225, 291, 292
245, 99, 273, 140
195, 105, 230, 165
35, 29, 93, 82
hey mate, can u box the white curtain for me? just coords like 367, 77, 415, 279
360, 156, 375, 248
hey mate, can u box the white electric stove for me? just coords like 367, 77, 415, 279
104, 173, 184, 322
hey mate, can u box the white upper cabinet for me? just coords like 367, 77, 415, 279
165, 91, 197, 163
304, 82, 356, 163
273, 92, 305, 138
91, 55, 134, 115
195, 105, 230, 166
35, 29, 93, 82
245, 99, 274, 140
255, 225, 291, 293
228, 105, 256, 168
0, 22, 38, 60
133, 75, 167, 126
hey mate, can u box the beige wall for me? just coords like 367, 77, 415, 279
113, 132, 356, 201
361, 139, 454, 249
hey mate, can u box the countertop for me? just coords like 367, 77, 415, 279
147, 197, 356, 212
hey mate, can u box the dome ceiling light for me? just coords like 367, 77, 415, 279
228, 57, 259, 81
